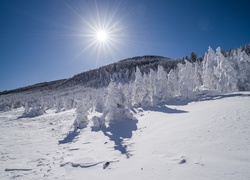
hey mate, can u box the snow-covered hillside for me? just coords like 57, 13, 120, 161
1, 44, 250, 179
1, 92, 250, 179
1, 45, 250, 129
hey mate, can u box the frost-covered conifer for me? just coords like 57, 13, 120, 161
21, 100, 45, 118
167, 68, 179, 99
234, 51, 250, 90
102, 81, 133, 125
74, 103, 89, 129
214, 47, 238, 93
73, 94, 93, 129
132, 67, 147, 107
154, 65, 167, 104
202, 47, 219, 92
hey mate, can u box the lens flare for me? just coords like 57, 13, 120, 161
66, 1, 129, 66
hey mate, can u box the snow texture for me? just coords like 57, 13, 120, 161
0, 92, 250, 179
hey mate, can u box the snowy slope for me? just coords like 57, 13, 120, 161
1, 92, 250, 180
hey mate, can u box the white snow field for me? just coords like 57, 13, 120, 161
1, 92, 250, 180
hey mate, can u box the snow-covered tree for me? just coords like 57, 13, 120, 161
102, 81, 134, 125
214, 47, 238, 93
202, 46, 219, 92
154, 65, 168, 104
21, 100, 45, 118
177, 60, 202, 100
167, 68, 179, 99
73, 94, 93, 129
233, 50, 250, 90
132, 67, 147, 107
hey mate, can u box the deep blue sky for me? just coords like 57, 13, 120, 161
1, 0, 250, 91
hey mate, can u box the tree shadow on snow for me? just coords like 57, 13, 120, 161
92, 120, 138, 158
143, 105, 189, 114
58, 129, 80, 144
164, 93, 250, 106
198, 93, 250, 102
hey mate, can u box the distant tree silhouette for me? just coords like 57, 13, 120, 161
190, 52, 197, 63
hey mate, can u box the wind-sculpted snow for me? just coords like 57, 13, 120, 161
0, 45, 250, 129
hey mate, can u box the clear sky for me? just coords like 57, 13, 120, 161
1, 0, 250, 91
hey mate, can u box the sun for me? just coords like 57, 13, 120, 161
96, 30, 108, 42
69, 1, 129, 65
